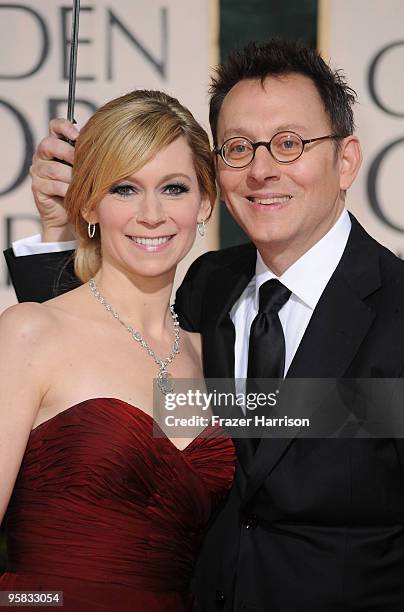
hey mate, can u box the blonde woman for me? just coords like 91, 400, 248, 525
0, 91, 234, 611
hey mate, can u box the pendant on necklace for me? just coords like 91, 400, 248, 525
157, 369, 174, 395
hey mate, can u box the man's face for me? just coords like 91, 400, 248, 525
215, 73, 359, 272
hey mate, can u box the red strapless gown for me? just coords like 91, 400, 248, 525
0, 398, 235, 611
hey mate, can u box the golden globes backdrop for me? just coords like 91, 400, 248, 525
0, 0, 218, 310
319, 0, 404, 257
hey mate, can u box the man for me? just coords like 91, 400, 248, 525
5, 40, 404, 611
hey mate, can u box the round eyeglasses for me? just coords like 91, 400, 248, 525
214, 131, 345, 168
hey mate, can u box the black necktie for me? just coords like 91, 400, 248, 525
247, 278, 291, 392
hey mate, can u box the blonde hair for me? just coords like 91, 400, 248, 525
64, 90, 217, 282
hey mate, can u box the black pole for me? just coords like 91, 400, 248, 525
67, 0, 80, 123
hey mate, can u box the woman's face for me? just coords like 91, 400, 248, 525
91, 136, 211, 281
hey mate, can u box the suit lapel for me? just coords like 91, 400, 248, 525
201, 244, 257, 470
242, 218, 381, 506
202, 244, 256, 380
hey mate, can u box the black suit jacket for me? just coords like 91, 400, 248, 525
4, 216, 404, 611
175, 216, 404, 612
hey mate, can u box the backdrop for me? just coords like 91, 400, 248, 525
319, 0, 404, 257
0, 0, 218, 310
0, 0, 403, 311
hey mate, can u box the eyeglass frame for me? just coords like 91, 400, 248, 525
214, 132, 348, 168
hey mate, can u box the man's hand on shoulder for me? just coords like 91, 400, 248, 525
30, 118, 79, 242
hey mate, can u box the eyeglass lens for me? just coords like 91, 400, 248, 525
222, 132, 304, 166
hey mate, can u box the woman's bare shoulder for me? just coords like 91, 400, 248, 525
41, 284, 90, 319
0, 286, 93, 353
0, 302, 58, 347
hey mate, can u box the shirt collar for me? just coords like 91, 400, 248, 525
254, 209, 352, 310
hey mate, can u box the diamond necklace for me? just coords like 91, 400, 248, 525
89, 278, 180, 395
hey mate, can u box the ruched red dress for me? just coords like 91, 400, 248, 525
0, 398, 235, 611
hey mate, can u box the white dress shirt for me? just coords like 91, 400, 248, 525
230, 209, 352, 386
12, 233, 76, 256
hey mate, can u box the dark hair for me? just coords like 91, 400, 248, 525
209, 39, 357, 146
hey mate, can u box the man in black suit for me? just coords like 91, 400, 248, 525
5, 40, 404, 611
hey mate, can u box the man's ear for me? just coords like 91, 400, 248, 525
339, 136, 362, 191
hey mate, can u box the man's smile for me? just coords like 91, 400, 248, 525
246, 194, 292, 205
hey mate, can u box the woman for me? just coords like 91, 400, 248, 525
0, 90, 234, 611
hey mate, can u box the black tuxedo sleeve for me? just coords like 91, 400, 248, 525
3, 248, 80, 303
175, 252, 212, 332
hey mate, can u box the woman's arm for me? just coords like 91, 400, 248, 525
0, 304, 49, 523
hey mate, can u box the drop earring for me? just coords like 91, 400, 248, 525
197, 219, 206, 237
88, 223, 96, 239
